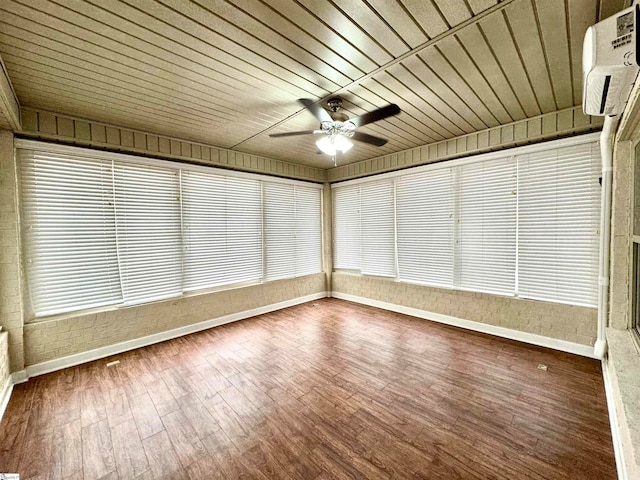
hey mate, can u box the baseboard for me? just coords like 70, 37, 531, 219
602, 358, 629, 480
0, 375, 13, 424
11, 370, 28, 384
331, 291, 597, 358
23, 291, 328, 380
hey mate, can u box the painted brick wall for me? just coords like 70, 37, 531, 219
0, 129, 24, 372
608, 140, 634, 330
24, 273, 325, 366
332, 272, 597, 346
0, 332, 9, 392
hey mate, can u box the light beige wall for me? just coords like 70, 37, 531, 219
322, 183, 333, 293
0, 129, 24, 372
328, 106, 603, 182
603, 80, 640, 478
20, 108, 327, 183
609, 140, 633, 330
332, 272, 597, 346
606, 328, 640, 478
0, 332, 9, 392
24, 273, 325, 366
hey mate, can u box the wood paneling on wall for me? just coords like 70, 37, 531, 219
19, 108, 327, 183
328, 106, 603, 182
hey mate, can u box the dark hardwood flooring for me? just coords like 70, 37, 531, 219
0, 298, 616, 479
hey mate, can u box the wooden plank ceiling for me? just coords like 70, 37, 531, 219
0, 0, 628, 168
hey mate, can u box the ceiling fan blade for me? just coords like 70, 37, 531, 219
349, 104, 401, 128
298, 98, 333, 123
269, 130, 317, 138
351, 131, 388, 147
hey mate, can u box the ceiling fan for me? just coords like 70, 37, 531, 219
269, 98, 401, 164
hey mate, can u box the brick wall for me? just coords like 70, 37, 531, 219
24, 273, 326, 366
332, 272, 597, 346
0, 332, 9, 391
0, 129, 23, 372
608, 139, 634, 330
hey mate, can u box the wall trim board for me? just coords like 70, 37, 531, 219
603, 358, 629, 480
0, 376, 13, 424
19, 108, 326, 183
331, 291, 597, 359
20, 291, 328, 381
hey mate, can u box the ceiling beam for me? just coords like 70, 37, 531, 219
0, 54, 21, 131
231, 0, 516, 149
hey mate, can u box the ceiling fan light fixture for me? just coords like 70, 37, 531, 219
316, 136, 336, 155
316, 135, 352, 156
334, 134, 353, 153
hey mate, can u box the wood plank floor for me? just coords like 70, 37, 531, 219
0, 298, 616, 479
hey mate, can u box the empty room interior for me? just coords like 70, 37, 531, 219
1, 0, 640, 478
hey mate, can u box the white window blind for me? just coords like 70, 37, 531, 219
517, 143, 601, 307
457, 158, 517, 295
182, 172, 262, 291
264, 183, 322, 281
264, 183, 295, 281
332, 136, 601, 308
20, 141, 323, 318
396, 169, 454, 287
20, 150, 122, 316
333, 185, 361, 270
294, 186, 322, 277
360, 181, 396, 277
113, 163, 183, 304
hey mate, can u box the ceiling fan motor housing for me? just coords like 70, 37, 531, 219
327, 97, 343, 112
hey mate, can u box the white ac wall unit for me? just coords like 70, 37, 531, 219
583, 3, 639, 116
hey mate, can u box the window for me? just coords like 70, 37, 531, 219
333, 185, 361, 270
517, 143, 600, 306
360, 181, 395, 277
332, 181, 396, 277
333, 135, 601, 307
182, 172, 263, 291
264, 183, 322, 281
457, 157, 517, 295
20, 151, 122, 316
114, 163, 183, 304
397, 169, 454, 286
19, 141, 323, 318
